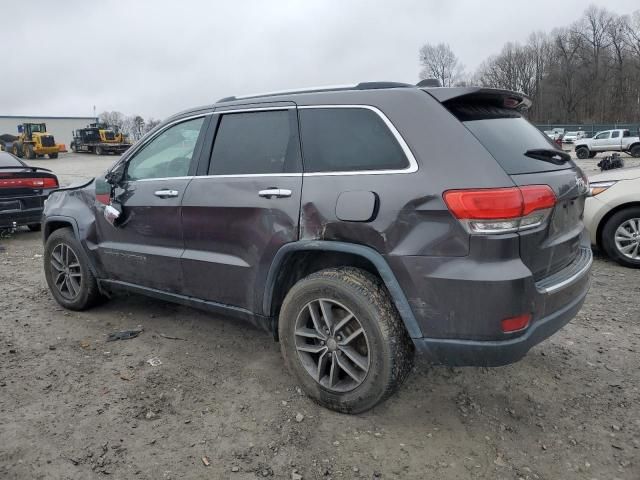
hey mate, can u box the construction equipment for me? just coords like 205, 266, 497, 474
11, 123, 59, 159
70, 123, 131, 155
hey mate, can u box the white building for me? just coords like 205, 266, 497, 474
0, 115, 98, 150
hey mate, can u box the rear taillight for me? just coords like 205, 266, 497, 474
0, 177, 58, 189
443, 185, 556, 234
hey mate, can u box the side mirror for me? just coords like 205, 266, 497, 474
105, 161, 126, 185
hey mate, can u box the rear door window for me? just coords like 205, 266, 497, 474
298, 107, 409, 173
449, 104, 573, 174
209, 110, 300, 175
612, 131, 620, 138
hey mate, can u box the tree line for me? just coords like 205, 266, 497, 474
97, 111, 162, 141
419, 6, 640, 124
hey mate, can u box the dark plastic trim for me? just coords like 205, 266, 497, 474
414, 279, 589, 366
262, 240, 423, 338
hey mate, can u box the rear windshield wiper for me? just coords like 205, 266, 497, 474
524, 149, 571, 165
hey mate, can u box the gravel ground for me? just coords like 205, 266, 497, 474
0, 153, 639, 480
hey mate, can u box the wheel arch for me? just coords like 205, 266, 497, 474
43, 216, 80, 242
596, 202, 640, 249
263, 241, 423, 339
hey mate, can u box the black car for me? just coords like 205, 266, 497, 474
0, 151, 59, 231
41, 82, 592, 413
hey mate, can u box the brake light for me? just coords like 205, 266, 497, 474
443, 185, 556, 234
0, 177, 58, 189
501, 314, 531, 333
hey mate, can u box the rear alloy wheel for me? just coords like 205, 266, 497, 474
44, 228, 103, 309
602, 207, 640, 268
279, 267, 414, 413
630, 145, 640, 158
576, 147, 589, 159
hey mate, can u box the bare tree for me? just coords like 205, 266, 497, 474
418, 43, 463, 87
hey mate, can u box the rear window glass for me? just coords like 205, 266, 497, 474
298, 108, 408, 173
448, 104, 572, 175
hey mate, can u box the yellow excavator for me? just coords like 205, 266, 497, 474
11, 123, 59, 159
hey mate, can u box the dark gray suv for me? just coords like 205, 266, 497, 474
42, 82, 592, 413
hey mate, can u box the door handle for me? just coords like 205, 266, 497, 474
154, 189, 179, 198
258, 188, 292, 199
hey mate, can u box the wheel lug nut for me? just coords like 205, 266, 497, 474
336, 335, 342, 341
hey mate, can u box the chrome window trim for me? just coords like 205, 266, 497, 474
298, 104, 419, 177
112, 112, 212, 180
129, 104, 419, 181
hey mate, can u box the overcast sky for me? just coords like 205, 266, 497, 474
2, 0, 638, 120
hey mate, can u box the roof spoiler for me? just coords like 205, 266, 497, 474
422, 87, 532, 111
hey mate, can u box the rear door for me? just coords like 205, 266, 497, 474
94, 115, 209, 293
180, 105, 302, 311
607, 130, 622, 150
446, 101, 588, 279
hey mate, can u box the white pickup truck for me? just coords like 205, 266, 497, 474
575, 129, 640, 159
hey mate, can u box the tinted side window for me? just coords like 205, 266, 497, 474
127, 117, 205, 180
298, 108, 409, 173
595, 132, 610, 139
612, 130, 620, 138
209, 110, 299, 175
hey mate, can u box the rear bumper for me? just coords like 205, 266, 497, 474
0, 208, 43, 228
387, 236, 592, 366
414, 273, 590, 366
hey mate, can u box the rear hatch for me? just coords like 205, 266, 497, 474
428, 88, 588, 280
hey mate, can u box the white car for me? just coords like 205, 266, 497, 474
563, 131, 586, 144
585, 167, 640, 267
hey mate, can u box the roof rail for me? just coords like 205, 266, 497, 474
216, 81, 415, 103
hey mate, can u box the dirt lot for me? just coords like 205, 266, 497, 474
1, 153, 639, 480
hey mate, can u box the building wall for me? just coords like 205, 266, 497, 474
0, 116, 97, 150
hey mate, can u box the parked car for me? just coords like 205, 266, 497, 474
585, 167, 640, 268
544, 128, 565, 141
41, 82, 592, 413
0, 151, 59, 231
575, 129, 640, 159
562, 131, 587, 144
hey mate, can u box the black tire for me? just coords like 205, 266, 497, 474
279, 267, 414, 414
576, 147, 589, 159
95, 146, 103, 155
48, 152, 58, 159
630, 145, 640, 158
588, 152, 597, 158
13, 144, 23, 158
44, 228, 104, 310
70, 142, 77, 153
601, 206, 640, 268
27, 223, 41, 232
25, 144, 35, 160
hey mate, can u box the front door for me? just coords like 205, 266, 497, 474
591, 131, 610, 151
94, 115, 209, 293
180, 106, 302, 312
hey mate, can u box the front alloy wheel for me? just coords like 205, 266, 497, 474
614, 218, 640, 261
50, 243, 83, 300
